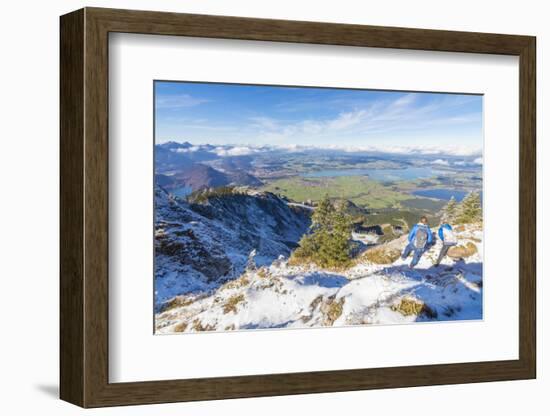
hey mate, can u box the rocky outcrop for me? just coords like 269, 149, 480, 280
154, 185, 311, 308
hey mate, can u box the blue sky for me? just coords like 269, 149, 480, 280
154, 81, 483, 152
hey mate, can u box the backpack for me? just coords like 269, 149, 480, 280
413, 226, 428, 249
442, 226, 457, 245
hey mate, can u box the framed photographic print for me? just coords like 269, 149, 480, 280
60, 7, 536, 408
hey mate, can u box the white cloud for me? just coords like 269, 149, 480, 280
299, 120, 324, 135
163, 141, 482, 158
250, 92, 481, 147
327, 109, 368, 130
275, 143, 301, 151
333, 144, 481, 157
171, 146, 200, 153
256, 143, 479, 157
158, 89, 482, 152
156, 94, 209, 109
214, 146, 258, 157
249, 116, 279, 130
390, 93, 417, 108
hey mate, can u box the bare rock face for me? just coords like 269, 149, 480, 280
154, 185, 311, 308
155, 228, 233, 281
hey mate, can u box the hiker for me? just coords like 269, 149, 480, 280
435, 222, 457, 265
401, 216, 433, 268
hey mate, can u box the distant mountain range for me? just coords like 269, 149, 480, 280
156, 140, 483, 159
156, 164, 262, 192
155, 141, 219, 170
154, 140, 483, 196
155, 142, 263, 193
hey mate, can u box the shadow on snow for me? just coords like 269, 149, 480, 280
378, 261, 483, 322
292, 272, 349, 288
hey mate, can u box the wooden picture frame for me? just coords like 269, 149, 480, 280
60, 7, 536, 408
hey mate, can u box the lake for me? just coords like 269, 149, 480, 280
303, 167, 438, 181
412, 189, 470, 201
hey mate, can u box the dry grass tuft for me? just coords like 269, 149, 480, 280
257, 267, 269, 278
448, 242, 477, 258
321, 296, 345, 326
287, 254, 310, 267
160, 296, 195, 313
392, 297, 437, 319
288, 254, 352, 272
223, 294, 246, 314
221, 275, 250, 290
172, 321, 188, 333
191, 319, 215, 332
363, 246, 401, 264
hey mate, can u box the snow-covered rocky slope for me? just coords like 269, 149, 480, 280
154, 185, 311, 309
155, 223, 483, 333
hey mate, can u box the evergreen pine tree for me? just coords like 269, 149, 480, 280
327, 208, 353, 265
293, 195, 353, 268
442, 196, 458, 222
311, 194, 334, 230
455, 192, 482, 224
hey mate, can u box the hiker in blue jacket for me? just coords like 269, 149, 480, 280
435, 222, 457, 265
401, 216, 433, 268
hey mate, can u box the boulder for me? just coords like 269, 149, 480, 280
448, 241, 477, 258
